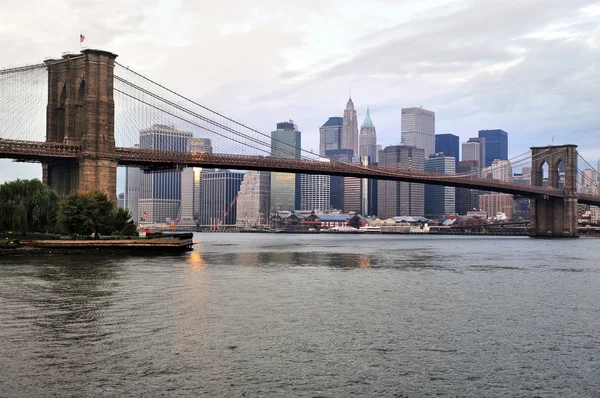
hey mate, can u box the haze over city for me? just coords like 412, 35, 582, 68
1, 0, 599, 184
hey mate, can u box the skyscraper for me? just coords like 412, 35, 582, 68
138, 124, 192, 224
319, 117, 343, 156
456, 160, 480, 215
300, 172, 330, 212
236, 171, 271, 227
478, 129, 508, 167
325, 149, 354, 210
401, 107, 435, 158
435, 134, 459, 168
124, 145, 141, 224
424, 154, 456, 219
199, 169, 244, 226
359, 107, 377, 163
462, 140, 481, 165
270, 121, 301, 211
341, 98, 358, 154
180, 138, 213, 226
377, 145, 425, 218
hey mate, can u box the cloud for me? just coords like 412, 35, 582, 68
1, 0, 599, 187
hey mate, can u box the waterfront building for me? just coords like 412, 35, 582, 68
377, 145, 425, 219
479, 193, 514, 219
270, 121, 302, 212
319, 117, 343, 156
359, 107, 377, 163
138, 124, 193, 225
236, 171, 271, 227
478, 129, 508, 167
401, 107, 435, 158
341, 97, 359, 155
199, 169, 244, 226
424, 154, 456, 220
300, 171, 331, 212
435, 134, 459, 168
455, 160, 480, 215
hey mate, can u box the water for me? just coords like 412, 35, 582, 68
1, 234, 599, 397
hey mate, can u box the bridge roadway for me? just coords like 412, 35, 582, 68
2, 139, 600, 206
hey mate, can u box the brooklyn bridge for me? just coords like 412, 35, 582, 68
1, 49, 599, 237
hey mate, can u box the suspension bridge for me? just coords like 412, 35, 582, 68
1, 49, 599, 237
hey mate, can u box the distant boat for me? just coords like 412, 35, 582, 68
329, 226, 361, 233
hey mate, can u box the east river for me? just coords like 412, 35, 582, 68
1, 234, 599, 397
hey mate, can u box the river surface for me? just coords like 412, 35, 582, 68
1, 234, 599, 397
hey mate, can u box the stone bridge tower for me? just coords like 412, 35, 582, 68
42, 49, 118, 202
530, 144, 578, 237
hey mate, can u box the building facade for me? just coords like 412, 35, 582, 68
479, 193, 514, 219
138, 124, 193, 225
300, 173, 331, 212
435, 134, 459, 168
482, 159, 513, 182
424, 154, 456, 219
325, 149, 354, 210
341, 98, 359, 154
270, 121, 302, 212
124, 159, 140, 225
456, 160, 480, 215
478, 129, 508, 167
199, 170, 244, 226
319, 117, 343, 156
377, 145, 425, 218
236, 171, 271, 227
401, 107, 435, 158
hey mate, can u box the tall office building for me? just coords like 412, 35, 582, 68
359, 107, 377, 163
236, 171, 271, 227
478, 129, 508, 167
199, 170, 244, 226
124, 146, 141, 224
270, 121, 302, 212
138, 124, 192, 224
456, 160, 480, 214
597, 159, 600, 182
479, 193, 514, 219
319, 117, 343, 156
435, 134, 459, 168
377, 145, 425, 218
462, 140, 481, 164
300, 172, 330, 212
325, 149, 354, 210
424, 154, 456, 219
401, 107, 435, 158
178, 138, 214, 227
343, 176, 362, 213
341, 98, 359, 154
581, 169, 598, 194
117, 193, 125, 209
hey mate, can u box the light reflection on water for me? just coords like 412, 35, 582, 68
1, 233, 599, 397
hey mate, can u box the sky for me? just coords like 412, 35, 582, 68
1, 0, 599, 186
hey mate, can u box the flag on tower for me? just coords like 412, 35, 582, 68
80, 34, 85, 43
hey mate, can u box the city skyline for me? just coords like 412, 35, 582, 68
1, 0, 599, 183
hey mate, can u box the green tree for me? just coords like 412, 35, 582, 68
57, 190, 116, 239
0, 179, 59, 234
112, 207, 132, 233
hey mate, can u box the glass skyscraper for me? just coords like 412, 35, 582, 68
270, 121, 301, 212
435, 133, 459, 168
478, 129, 508, 167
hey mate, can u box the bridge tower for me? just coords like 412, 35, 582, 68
530, 144, 578, 237
42, 49, 118, 202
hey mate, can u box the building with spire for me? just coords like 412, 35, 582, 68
341, 97, 358, 155
359, 107, 377, 163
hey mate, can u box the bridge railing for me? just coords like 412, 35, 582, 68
0, 138, 82, 158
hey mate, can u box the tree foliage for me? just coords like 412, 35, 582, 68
57, 190, 134, 238
0, 179, 59, 234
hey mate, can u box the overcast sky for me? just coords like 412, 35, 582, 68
1, 0, 599, 186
